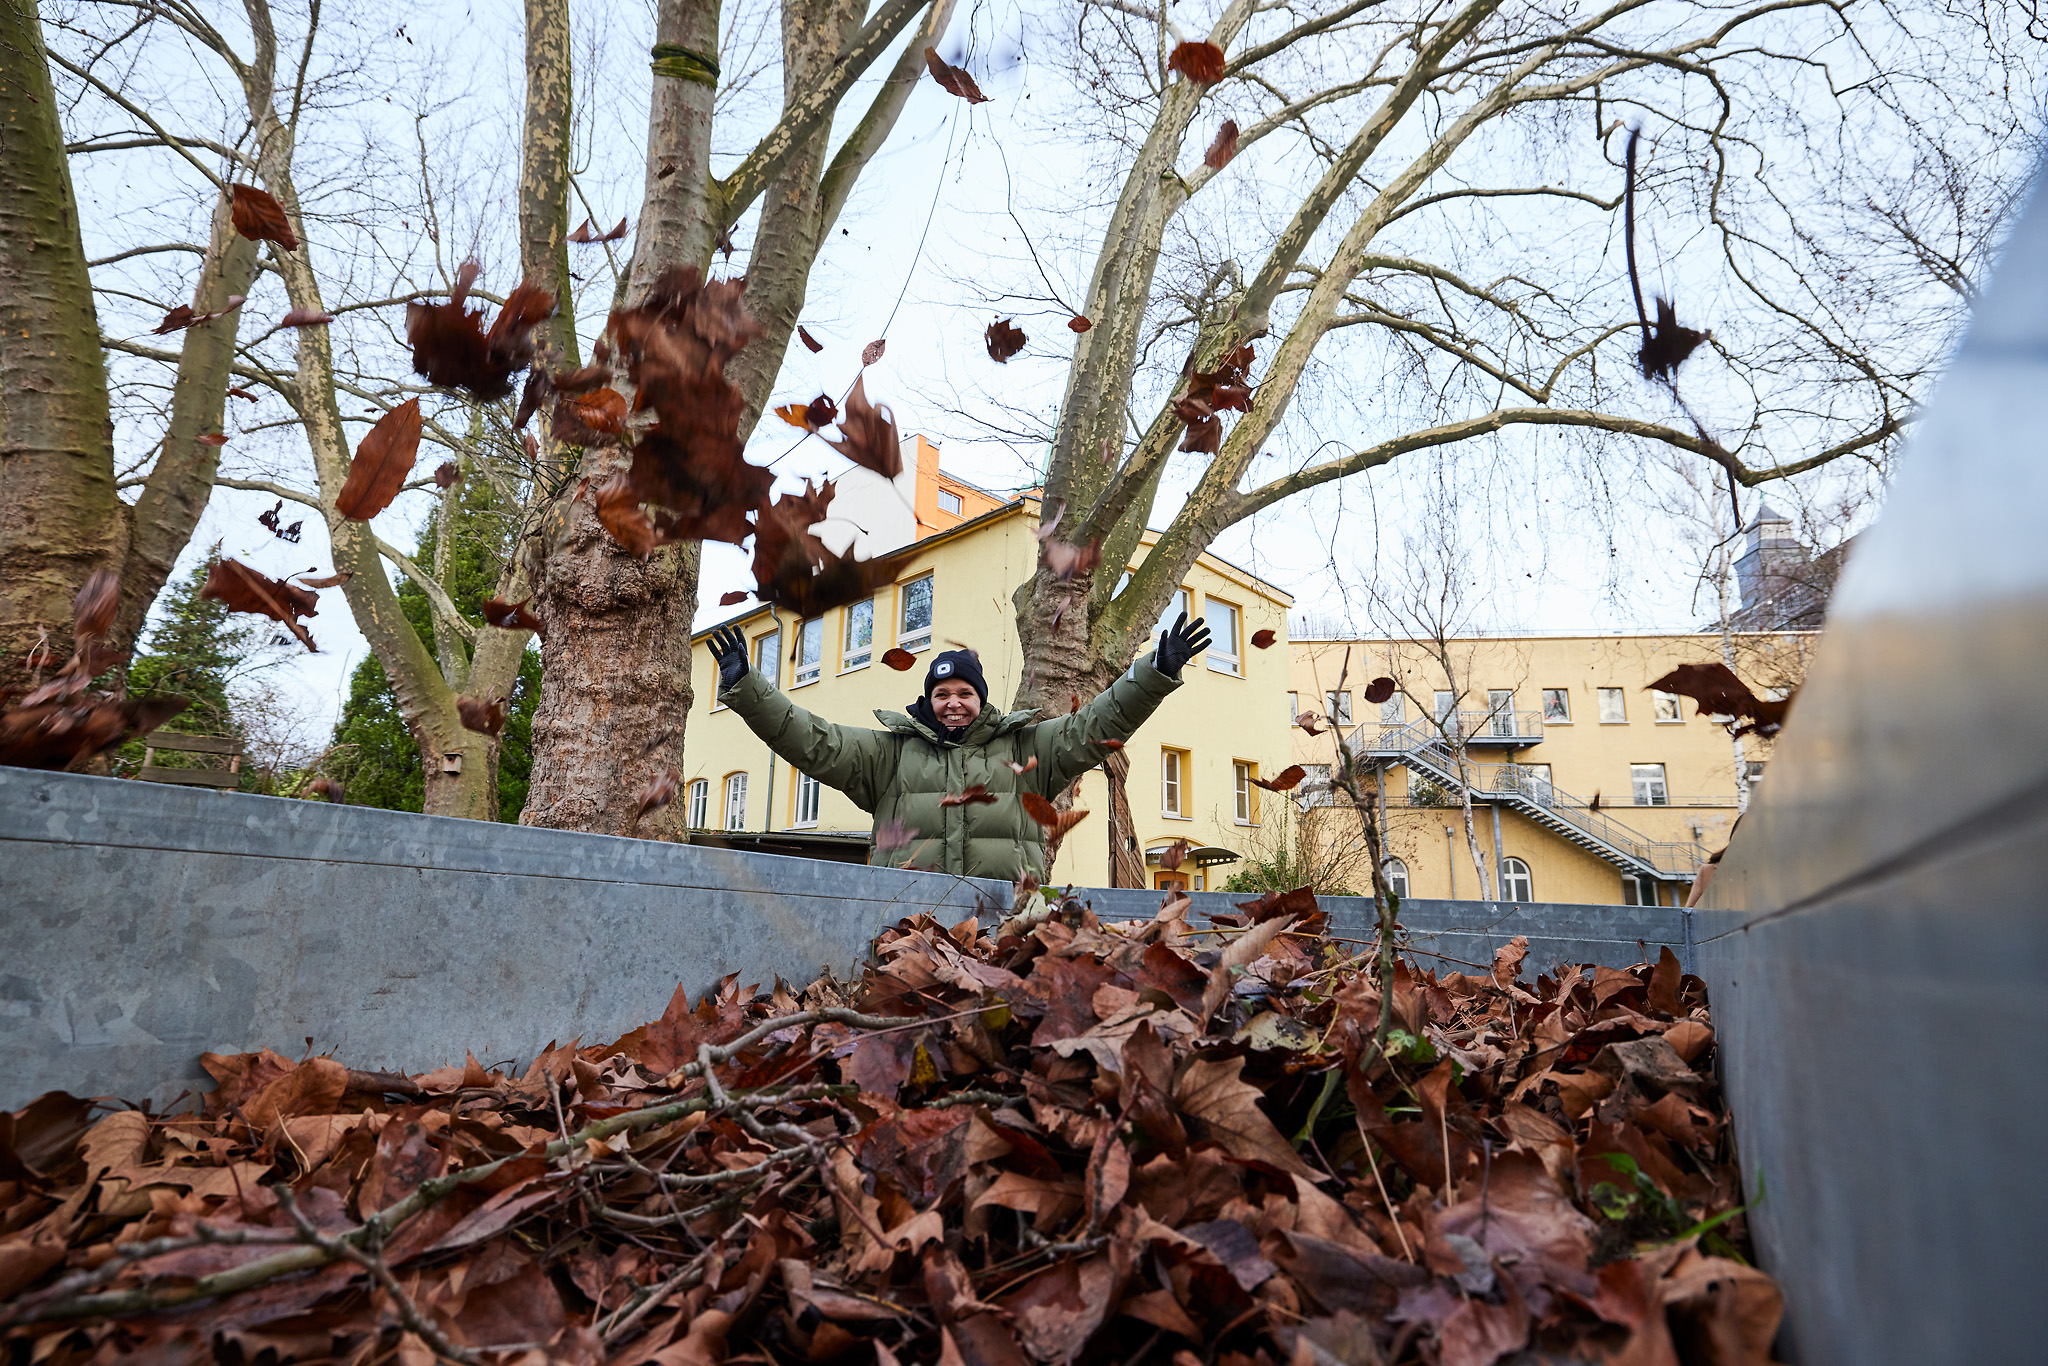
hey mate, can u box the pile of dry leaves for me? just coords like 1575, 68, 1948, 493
0, 893, 1779, 1365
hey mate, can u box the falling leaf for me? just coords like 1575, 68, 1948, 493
1069, 695, 1080, 714
1250, 628, 1277, 649
295, 570, 353, 589
1204, 119, 1241, 169
481, 596, 546, 640
553, 387, 628, 445
200, 558, 318, 652
1294, 712, 1326, 735
825, 376, 901, 479
985, 318, 1027, 363
457, 695, 508, 739
1639, 296, 1710, 380
1158, 837, 1192, 871
1167, 40, 1227, 84
279, 308, 336, 327
940, 785, 999, 807
1197, 914, 1298, 1023
570, 217, 629, 244
433, 461, 461, 489
883, 648, 917, 671
1094, 737, 1123, 751
1068, 315, 1093, 333
923, 47, 991, 103
257, 500, 303, 543
862, 338, 887, 367
1251, 764, 1307, 792
1004, 756, 1039, 776
1647, 662, 1754, 719
1172, 341, 1256, 453
718, 591, 750, 606
750, 479, 913, 617
798, 325, 824, 353
592, 474, 665, 558
873, 818, 917, 854
195, 432, 228, 447
406, 260, 556, 401
229, 183, 298, 249
1589, 790, 1603, 812
307, 776, 345, 803
634, 770, 680, 817
1020, 791, 1088, 838
335, 398, 422, 520
153, 295, 245, 334
1235, 885, 1317, 922
228, 385, 258, 402
1043, 539, 1101, 581
1364, 676, 1396, 705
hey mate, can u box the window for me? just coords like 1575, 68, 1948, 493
722, 772, 749, 830
686, 778, 709, 829
1631, 763, 1669, 806
794, 617, 824, 686
793, 770, 821, 827
1541, 688, 1571, 723
1288, 691, 1299, 722
1297, 763, 1335, 808
1204, 598, 1240, 675
1487, 689, 1517, 737
936, 489, 963, 515
898, 576, 933, 651
1434, 690, 1456, 722
1622, 874, 1659, 907
1154, 587, 1191, 638
842, 599, 874, 671
1500, 856, 1533, 902
1381, 691, 1405, 725
754, 628, 781, 689
1745, 760, 1766, 786
1652, 689, 1684, 723
1520, 763, 1554, 804
1382, 857, 1410, 899
1161, 748, 1187, 817
1233, 761, 1258, 824
1597, 687, 1627, 723
1326, 690, 1353, 725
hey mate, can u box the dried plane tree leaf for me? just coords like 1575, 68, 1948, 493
1157, 836, 1192, 871
1004, 756, 1039, 776
481, 596, 546, 640
433, 461, 461, 489
195, 433, 228, 447
923, 46, 991, 103
200, 558, 318, 652
334, 398, 422, 520
1250, 628, 1277, 649
774, 393, 840, 433
825, 375, 902, 479
229, 183, 298, 249
456, 695, 508, 739
1294, 712, 1326, 735
718, 591, 750, 606
634, 769, 680, 818
307, 775, 345, 802
1172, 342, 1255, 453
279, 308, 335, 327
1639, 296, 1711, 380
552, 386, 629, 447
569, 216, 629, 244
1043, 538, 1101, 581
228, 385, 258, 401
294, 570, 353, 589
1020, 791, 1088, 838
862, 338, 887, 367
940, 785, 999, 807
406, 260, 556, 402
883, 648, 917, 671
798, 325, 824, 353
750, 479, 912, 617
1068, 315, 1093, 333
257, 500, 303, 543
1364, 676, 1397, 705
1204, 119, 1241, 169
1251, 764, 1307, 792
153, 295, 245, 334
1167, 40, 1227, 84
985, 318, 1027, 363
591, 473, 666, 558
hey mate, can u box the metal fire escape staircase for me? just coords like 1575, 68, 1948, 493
1350, 716, 1705, 882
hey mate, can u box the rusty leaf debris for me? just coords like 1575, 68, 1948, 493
0, 569, 190, 769
229, 183, 297, 249
1168, 40, 1228, 84
455, 695, 508, 739
480, 596, 546, 640
924, 46, 992, 103
334, 399, 424, 521
200, 558, 319, 652
0, 906, 1771, 1366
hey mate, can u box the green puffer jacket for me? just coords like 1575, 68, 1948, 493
717, 654, 1181, 881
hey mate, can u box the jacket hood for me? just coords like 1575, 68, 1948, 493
876, 705, 1035, 746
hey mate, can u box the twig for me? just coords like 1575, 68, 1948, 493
275, 1188, 479, 1364
1356, 1118, 1414, 1260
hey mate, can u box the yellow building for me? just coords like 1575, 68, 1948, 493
684, 439, 1296, 889
1289, 633, 1815, 907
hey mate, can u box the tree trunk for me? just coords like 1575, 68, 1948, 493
0, 0, 123, 690
1101, 746, 1146, 888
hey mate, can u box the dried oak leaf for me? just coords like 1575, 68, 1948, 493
1205, 119, 1241, 169
335, 398, 422, 520
1639, 296, 1710, 380
481, 596, 546, 640
826, 375, 902, 479
985, 318, 1027, 363
718, 591, 750, 606
457, 695, 508, 739
1068, 315, 1093, 333
433, 461, 461, 489
923, 47, 991, 103
1020, 791, 1088, 838
1250, 628, 1277, 649
1364, 676, 1396, 705
279, 308, 335, 327
1167, 40, 1227, 84
230, 184, 298, 250
883, 647, 917, 671
1252, 764, 1307, 792
941, 785, 999, 807
635, 770, 681, 817
798, 325, 824, 353
200, 558, 318, 652
406, 260, 556, 401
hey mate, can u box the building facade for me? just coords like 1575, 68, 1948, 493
1288, 632, 1816, 907
683, 439, 1296, 889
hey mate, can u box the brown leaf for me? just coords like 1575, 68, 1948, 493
984, 318, 1027, 363
1250, 628, 1277, 649
563, 386, 628, 437
592, 474, 666, 558
433, 460, 461, 489
1094, 737, 1123, 750
457, 695, 508, 739
195, 432, 228, 446
1199, 914, 1296, 1023
1175, 1052, 1316, 1177
1639, 295, 1711, 380
481, 596, 546, 640
230, 183, 298, 249
1204, 119, 1241, 169
1295, 712, 1326, 736
1167, 40, 1227, 84
1004, 756, 1038, 776
751, 479, 914, 617
1252, 764, 1307, 792
1068, 315, 1093, 333
1236, 886, 1316, 923
924, 47, 992, 103
635, 770, 681, 818
334, 398, 422, 520
200, 558, 318, 651
278, 308, 335, 327
883, 647, 917, 670
1043, 538, 1101, 581
825, 375, 902, 478
406, 261, 555, 402
718, 591, 750, 606
1364, 676, 1396, 705
308, 776, 345, 803
1020, 791, 1088, 838
294, 570, 353, 589
862, 337, 887, 367
228, 385, 257, 401
941, 785, 999, 807
1157, 837, 1191, 872
798, 325, 824, 353
72, 569, 119, 640
257, 500, 301, 543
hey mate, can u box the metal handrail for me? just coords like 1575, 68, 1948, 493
1350, 721, 1705, 877
1409, 708, 1545, 742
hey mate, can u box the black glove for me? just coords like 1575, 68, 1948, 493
708, 624, 749, 690
1153, 611, 1211, 678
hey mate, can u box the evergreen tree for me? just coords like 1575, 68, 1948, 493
116, 561, 261, 782
327, 465, 540, 821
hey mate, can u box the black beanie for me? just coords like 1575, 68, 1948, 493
923, 649, 988, 704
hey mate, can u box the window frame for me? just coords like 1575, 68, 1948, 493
1597, 687, 1627, 724
1326, 690, 1353, 725
1541, 688, 1572, 723
1631, 762, 1670, 807
936, 488, 963, 515
1381, 691, 1405, 725
1153, 586, 1191, 640
1203, 596, 1241, 676
722, 772, 749, 830
686, 778, 709, 829
792, 769, 821, 828
793, 616, 824, 687
1296, 763, 1335, 808
841, 598, 874, 672
1500, 856, 1533, 902
753, 627, 782, 690
1287, 690, 1298, 723
897, 575, 934, 653
1487, 689, 1517, 737
1233, 760, 1259, 825
1383, 857, 1410, 900
1161, 748, 1189, 818
1651, 689, 1685, 723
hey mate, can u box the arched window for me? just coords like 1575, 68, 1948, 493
723, 772, 749, 830
1500, 857, 1533, 902
686, 779, 709, 829
1382, 857, 1409, 899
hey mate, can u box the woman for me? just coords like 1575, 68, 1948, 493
705, 614, 1210, 880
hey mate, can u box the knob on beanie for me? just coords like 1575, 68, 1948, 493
924, 649, 988, 704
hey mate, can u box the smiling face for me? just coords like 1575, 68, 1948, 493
929, 679, 983, 729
